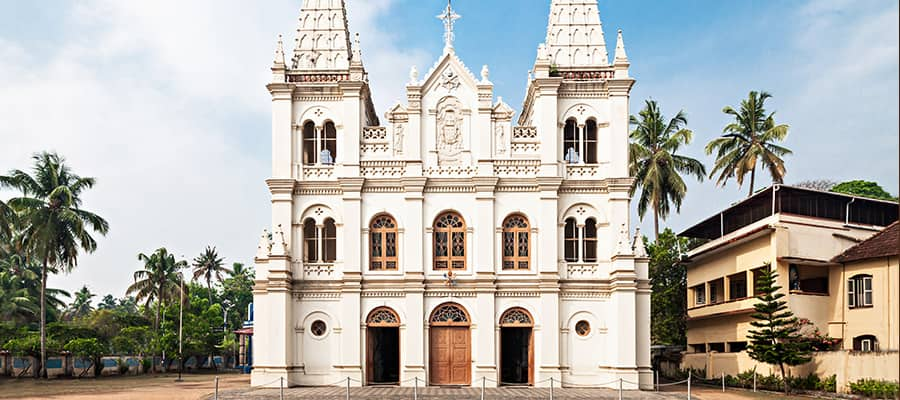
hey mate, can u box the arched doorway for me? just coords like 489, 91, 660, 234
499, 308, 533, 385
366, 307, 401, 385
429, 303, 471, 385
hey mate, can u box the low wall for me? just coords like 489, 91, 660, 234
682, 350, 900, 393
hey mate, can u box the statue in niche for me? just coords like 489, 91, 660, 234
393, 124, 405, 155
437, 97, 464, 165
495, 124, 506, 154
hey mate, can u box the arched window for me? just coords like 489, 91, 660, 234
564, 218, 578, 262
583, 218, 598, 262
323, 218, 336, 263
852, 335, 878, 352
502, 215, 530, 270
563, 119, 579, 163
322, 121, 337, 165
370, 215, 398, 270
434, 212, 466, 270
302, 121, 317, 166
584, 119, 598, 163
848, 274, 873, 308
367, 307, 400, 327
499, 308, 533, 327
303, 218, 318, 262
429, 303, 470, 325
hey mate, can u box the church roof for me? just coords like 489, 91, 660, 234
291, 0, 353, 70
544, 0, 610, 67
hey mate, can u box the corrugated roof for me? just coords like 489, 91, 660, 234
831, 221, 900, 263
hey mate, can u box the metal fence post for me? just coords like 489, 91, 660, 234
346, 377, 350, 400
414, 376, 418, 400
549, 377, 554, 400
687, 370, 691, 400
280, 377, 284, 400
214, 376, 219, 400
481, 376, 486, 400
721, 372, 725, 392
618, 378, 623, 400
753, 367, 757, 392
655, 370, 659, 392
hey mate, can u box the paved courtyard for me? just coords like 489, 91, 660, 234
214, 386, 690, 400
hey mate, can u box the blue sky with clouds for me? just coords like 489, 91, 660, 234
1, 0, 897, 299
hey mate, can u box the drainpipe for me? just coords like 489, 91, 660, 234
844, 198, 856, 225
719, 212, 724, 238
771, 185, 780, 215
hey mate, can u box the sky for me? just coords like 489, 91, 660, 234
1, 0, 897, 301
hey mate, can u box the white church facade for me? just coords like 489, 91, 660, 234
252, 0, 651, 389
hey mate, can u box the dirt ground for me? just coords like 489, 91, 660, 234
0, 373, 249, 400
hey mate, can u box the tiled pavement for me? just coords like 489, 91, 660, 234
214, 386, 690, 399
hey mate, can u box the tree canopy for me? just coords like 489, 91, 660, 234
831, 180, 897, 201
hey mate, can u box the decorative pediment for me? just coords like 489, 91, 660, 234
385, 103, 408, 122
419, 52, 479, 95
492, 97, 515, 121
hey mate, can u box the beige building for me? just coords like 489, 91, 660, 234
680, 185, 897, 356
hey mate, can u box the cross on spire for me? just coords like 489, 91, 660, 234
436, 0, 461, 53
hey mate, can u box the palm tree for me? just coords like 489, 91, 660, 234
0, 199, 14, 241
629, 100, 707, 239
127, 247, 186, 332
0, 269, 38, 323
0, 152, 109, 378
192, 246, 230, 305
706, 91, 792, 196
65, 285, 95, 320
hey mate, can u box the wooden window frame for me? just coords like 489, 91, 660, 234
502, 214, 530, 270
584, 119, 598, 164
323, 218, 336, 263
583, 218, 598, 262
369, 214, 399, 271
564, 218, 578, 262
563, 118, 579, 163
302, 121, 317, 165
433, 212, 466, 271
303, 218, 318, 262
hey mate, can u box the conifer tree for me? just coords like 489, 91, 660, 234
746, 265, 811, 393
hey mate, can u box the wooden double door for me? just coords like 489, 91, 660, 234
429, 326, 471, 385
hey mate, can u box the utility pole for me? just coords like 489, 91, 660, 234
176, 270, 184, 382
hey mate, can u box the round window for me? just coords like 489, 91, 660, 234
575, 320, 591, 337
310, 320, 327, 337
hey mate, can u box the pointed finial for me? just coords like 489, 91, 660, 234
537, 43, 549, 61
274, 34, 286, 66
480, 65, 490, 83
352, 32, 362, 62
409, 65, 419, 85
614, 29, 628, 64
616, 223, 633, 256
256, 229, 271, 260
632, 227, 648, 258
437, 0, 461, 53
271, 224, 288, 257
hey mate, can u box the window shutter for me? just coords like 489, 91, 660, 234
863, 277, 873, 307
847, 279, 855, 308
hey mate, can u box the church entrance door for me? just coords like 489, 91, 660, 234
428, 303, 471, 386
499, 308, 534, 385
366, 308, 401, 385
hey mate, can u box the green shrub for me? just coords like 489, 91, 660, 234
141, 357, 152, 374
849, 379, 899, 398
817, 375, 836, 393
116, 358, 129, 374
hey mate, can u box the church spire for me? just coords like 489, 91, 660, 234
614, 29, 629, 65
543, 0, 609, 67
292, 0, 353, 70
436, 0, 461, 54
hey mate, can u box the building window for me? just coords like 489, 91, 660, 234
728, 272, 747, 300
790, 264, 828, 294
848, 274, 873, 308
692, 284, 706, 306
584, 119, 598, 163
752, 267, 767, 296
502, 215, 530, 270
852, 335, 878, 352
302, 121, 317, 165
728, 341, 747, 352
370, 215, 398, 270
434, 212, 466, 270
708, 342, 725, 353
564, 218, 578, 262
563, 119, 579, 163
583, 218, 598, 262
303, 218, 318, 262
709, 278, 724, 304
301, 120, 337, 165
575, 320, 590, 337
689, 343, 706, 353
310, 320, 327, 337
323, 218, 336, 262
